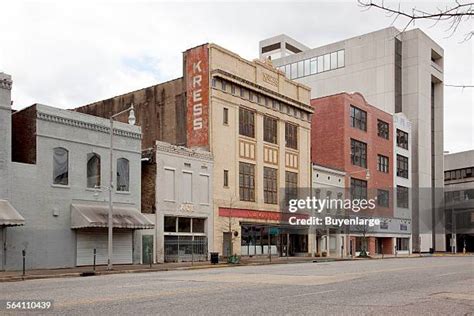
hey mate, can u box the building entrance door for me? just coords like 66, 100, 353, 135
142, 235, 153, 264
223, 232, 231, 257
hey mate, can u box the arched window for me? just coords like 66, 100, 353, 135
116, 158, 130, 192
53, 147, 69, 185
87, 153, 101, 188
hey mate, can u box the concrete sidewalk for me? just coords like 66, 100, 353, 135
2, 253, 469, 282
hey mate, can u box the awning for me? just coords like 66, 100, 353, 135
71, 204, 154, 230
0, 200, 25, 227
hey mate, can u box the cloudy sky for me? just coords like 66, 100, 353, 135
0, 1, 472, 153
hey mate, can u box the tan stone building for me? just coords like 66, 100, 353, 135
202, 44, 313, 257
76, 43, 313, 259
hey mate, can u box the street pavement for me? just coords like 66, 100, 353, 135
0, 256, 473, 315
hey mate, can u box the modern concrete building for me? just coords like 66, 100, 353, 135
311, 92, 411, 256
444, 150, 474, 253
139, 141, 213, 263
259, 27, 444, 252
0, 75, 152, 269
76, 43, 314, 258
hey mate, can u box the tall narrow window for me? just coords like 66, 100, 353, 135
116, 158, 130, 192
87, 153, 101, 188
397, 155, 409, 178
351, 139, 367, 168
263, 116, 278, 144
285, 171, 298, 202
285, 123, 298, 149
53, 147, 68, 185
396, 129, 409, 149
377, 120, 389, 139
239, 107, 255, 138
350, 178, 367, 200
223, 170, 229, 187
264, 167, 278, 204
239, 162, 255, 202
223, 107, 229, 125
397, 186, 409, 208
183, 171, 193, 203
377, 154, 389, 173
350, 106, 367, 131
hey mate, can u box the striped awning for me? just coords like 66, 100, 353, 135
0, 200, 25, 227
71, 204, 154, 230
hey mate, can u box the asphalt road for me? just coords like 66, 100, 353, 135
1, 256, 473, 315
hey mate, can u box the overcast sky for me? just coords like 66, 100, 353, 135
0, 1, 472, 153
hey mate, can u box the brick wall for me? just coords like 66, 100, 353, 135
311, 92, 394, 218
141, 161, 156, 214
12, 105, 37, 164
75, 78, 186, 149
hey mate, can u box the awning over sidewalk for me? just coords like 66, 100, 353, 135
0, 199, 25, 227
71, 204, 154, 229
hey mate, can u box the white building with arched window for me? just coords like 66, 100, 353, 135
2, 90, 151, 270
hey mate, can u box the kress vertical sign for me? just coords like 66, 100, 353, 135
185, 44, 210, 149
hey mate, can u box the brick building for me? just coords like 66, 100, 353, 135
75, 43, 314, 259
311, 92, 411, 256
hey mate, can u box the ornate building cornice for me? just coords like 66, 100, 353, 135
37, 111, 141, 140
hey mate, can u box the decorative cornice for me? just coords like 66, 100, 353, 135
0, 78, 12, 90
155, 141, 213, 161
37, 111, 141, 140
211, 69, 313, 113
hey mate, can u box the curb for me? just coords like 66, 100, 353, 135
1, 254, 470, 283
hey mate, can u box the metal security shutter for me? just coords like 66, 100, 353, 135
76, 231, 133, 266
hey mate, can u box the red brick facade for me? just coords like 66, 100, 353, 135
311, 92, 394, 217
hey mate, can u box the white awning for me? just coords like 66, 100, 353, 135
71, 204, 154, 230
0, 200, 25, 227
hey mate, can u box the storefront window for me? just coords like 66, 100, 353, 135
178, 217, 191, 232
193, 218, 205, 233
164, 216, 177, 232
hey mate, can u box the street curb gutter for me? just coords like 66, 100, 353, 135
1, 254, 470, 283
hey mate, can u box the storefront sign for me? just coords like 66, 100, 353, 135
219, 207, 281, 221
185, 44, 210, 149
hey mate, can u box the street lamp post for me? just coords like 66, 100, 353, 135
107, 104, 136, 270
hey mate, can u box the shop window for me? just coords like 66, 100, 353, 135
193, 218, 205, 233
178, 217, 191, 233
164, 216, 177, 232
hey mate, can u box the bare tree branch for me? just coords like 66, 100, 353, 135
358, 0, 474, 40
